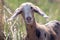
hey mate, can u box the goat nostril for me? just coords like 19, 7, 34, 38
26, 17, 31, 21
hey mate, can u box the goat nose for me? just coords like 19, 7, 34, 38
26, 17, 31, 21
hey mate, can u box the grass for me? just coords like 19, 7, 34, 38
4, 0, 60, 40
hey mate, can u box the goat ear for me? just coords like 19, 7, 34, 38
31, 5, 48, 19
8, 7, 22, 21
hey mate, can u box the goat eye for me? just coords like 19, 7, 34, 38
31, 7, 33, 9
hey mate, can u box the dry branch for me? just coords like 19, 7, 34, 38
3, 5, 19, 40
3, 5, 13, 15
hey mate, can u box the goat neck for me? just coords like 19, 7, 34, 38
25, 20, 39, 40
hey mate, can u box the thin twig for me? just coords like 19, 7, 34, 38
3, 5, 13, 15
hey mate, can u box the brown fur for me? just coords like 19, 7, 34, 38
23, 21, 57, 40
45, 20, 60, 40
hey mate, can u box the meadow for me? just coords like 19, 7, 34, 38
4, 0, 60, 40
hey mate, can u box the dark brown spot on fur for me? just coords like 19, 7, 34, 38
56, 22, 60, 25
27, 34, 29, 38
44, 33, 46, 37
55, 22, 60, 28
36, 29, 41, 38
31, 26, 32, 28
54, 29, 58, 34
50, 34, 55, 40
54, 22, 60, 34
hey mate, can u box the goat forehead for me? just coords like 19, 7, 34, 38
23, 5, 32, 17
23, 5, 31, 12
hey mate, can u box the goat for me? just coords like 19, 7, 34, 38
8, 2, 57, 40
45, 20, 60, 40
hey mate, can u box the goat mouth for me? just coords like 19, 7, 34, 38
26, 20, 33, 24
27, 20, 32, 23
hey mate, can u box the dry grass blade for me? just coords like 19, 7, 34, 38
3, 5, 13, 15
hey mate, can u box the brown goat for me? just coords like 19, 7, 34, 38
8, 2, 57, 40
